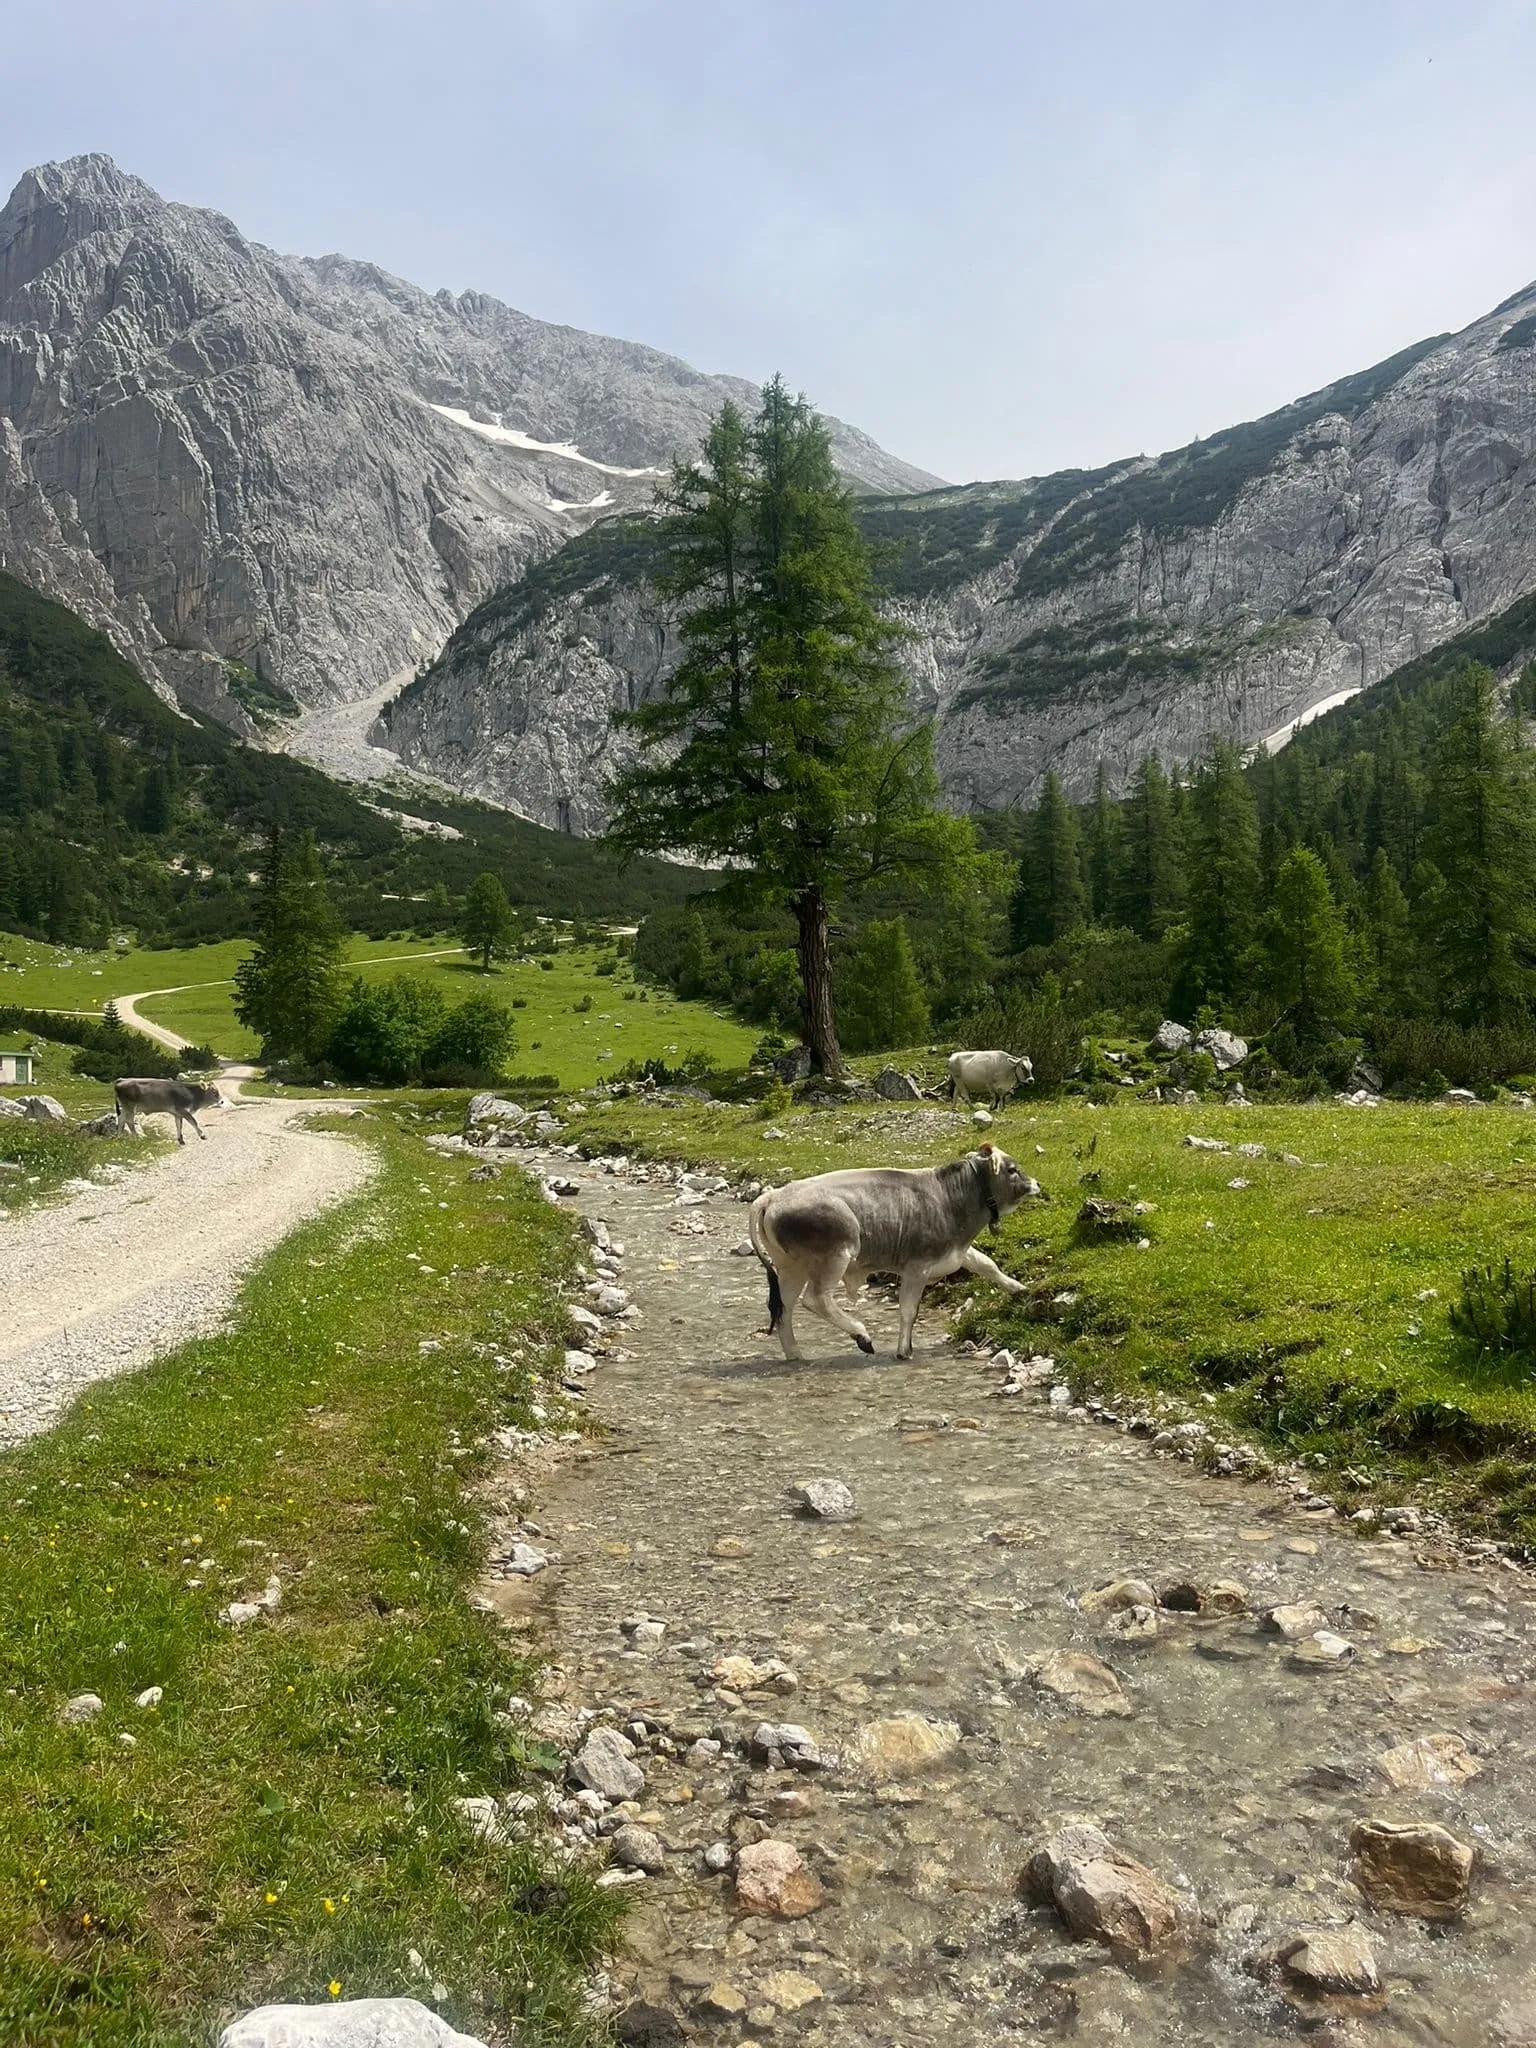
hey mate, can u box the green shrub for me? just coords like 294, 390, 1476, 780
757, 1078, 793, 1120
1451, 1258, 1536, 1356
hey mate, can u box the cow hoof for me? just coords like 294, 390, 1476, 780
854, 1333, 876, 1355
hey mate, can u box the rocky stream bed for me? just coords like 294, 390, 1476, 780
474, 1152, 1536, 2048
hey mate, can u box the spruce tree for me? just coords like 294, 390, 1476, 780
1175, 741, 1262, 1007
1010, 771, 1086, 948
1257, 845, 1357, 1040
1420, 662, 1536, 1024
460, 871, 517, 971
929, 891, 995, 1026
1113, 755, 1182, 938
608, 379, 978, 1075
1360, 846, 1418, 1014
234, 829, 345, 1066
1086, 760, 1120, 921
838, 916, 931, 1053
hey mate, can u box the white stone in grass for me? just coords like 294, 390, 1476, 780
224, 1575, 281, 1626
134, 1686, 163, 1709
218, 1997, 490, 2047
60, 1692, 103, 1724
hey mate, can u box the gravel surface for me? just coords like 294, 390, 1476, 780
0, 1096, 373, 1446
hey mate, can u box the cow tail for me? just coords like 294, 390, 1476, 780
747, 1194, 784, 1332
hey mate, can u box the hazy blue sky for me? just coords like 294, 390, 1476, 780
7, 1, 1536, 482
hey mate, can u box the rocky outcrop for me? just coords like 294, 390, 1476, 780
0, 154, 935, 734
385, 285, 1536, 824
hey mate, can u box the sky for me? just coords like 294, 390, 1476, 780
6, 0, 1536, 484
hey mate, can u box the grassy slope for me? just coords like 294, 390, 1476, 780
572, 1088, 1536, 1543
0, 1106, 618, 2048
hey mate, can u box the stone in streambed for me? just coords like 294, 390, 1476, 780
790, 1479, 856, 1520
1374, 1731, 1480, 1789
1349, 1819, 1474, 1919
1079, 1577, 1156, 1615
611, 1823, 667, 1873
734, 1838, 825, 1918
852, 1713, 961, 1779
572, 1726, 645, 1802
1025, 1824, 1196, 1960
1277, 1925, 1382, 1998
1261, 1602, 1330, 1641
1031, 1650, 1132, 1718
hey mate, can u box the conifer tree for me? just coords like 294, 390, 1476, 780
1113, 755, 1182, 938
1360, 846, 1418, 1013
1086, 760, 1120, 921
1010, 771, 1086, 948
460, 871, 518, 971
1175, 741, 1262, 1007
1419, 662, 1536, 1024
928, 891, 995, 1025
234, 829, 345, 1066
608, 378, 978, 1075
838, 916, 931, 1053
1256, 845, 1357, 1040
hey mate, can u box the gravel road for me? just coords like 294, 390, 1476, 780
0, 1095, 373, 1447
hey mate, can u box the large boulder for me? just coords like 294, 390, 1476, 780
1150, 1020, 1192, 1055
1348, 1819, 1474, 1919
1025, 1824, 1196, 1960
1194, 1029, 1248, 1071
18, 1094, 68, 1122
771, 1046, 813, 1084
0, 1095, 27, 1117
873, 1067, 924, 1102
218, 2000, 488, 2047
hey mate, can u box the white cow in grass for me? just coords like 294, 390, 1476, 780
947, 1048, 1034, 1110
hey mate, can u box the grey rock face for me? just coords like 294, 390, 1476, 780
0, 154, 934, 732
388, 281, 1536, 824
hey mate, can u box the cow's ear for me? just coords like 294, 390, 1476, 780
976, 1141, 994, 1157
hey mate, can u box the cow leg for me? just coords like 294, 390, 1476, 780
172, 1111, 187, 1146
843, 1266, 870, 1301
896, 1267, 931, 1358
802, 1249, 876, 1356
771, 1264, 809, 1361
185, 1111, 206, 1141
960, 1244, 1027, 1295
118, 1106, 136, 1135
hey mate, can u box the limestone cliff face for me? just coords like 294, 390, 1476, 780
385, 289, 1536, 823
0, 154, 936, 728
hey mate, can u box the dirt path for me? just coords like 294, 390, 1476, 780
0, 1097, 372, 1447
500, 1157, 1536, 2047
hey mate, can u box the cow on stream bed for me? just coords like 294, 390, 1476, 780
748, 1143, 1043, 1360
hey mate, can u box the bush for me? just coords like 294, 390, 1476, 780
955, 987, 1081, 1092
429, 989, 517, 1075
757, 1078, 793, 1120
1451, 1258, 1536, 1356
326, 976, 516, 1087
1371, 1016, 1536, 1092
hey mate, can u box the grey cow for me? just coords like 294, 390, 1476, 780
947, 1048, 1034, 1109
114, 1077, 223, 1145
748, 1143, 1041, 1360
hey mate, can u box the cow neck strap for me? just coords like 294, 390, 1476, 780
978, 1157, 1000, 1232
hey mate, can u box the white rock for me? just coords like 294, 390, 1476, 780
134, 1686, 163, 1709
218, 1998, 489, 2048
972, 1108, 994, 1127
791, 1478, 856, 1520
60, 1692, 103, 1724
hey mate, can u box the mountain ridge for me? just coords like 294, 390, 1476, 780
0, 153, 938, 737
381, 277, 1536, 822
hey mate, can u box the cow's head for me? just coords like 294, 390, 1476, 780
974, 1142, 1043, 1216
1011, 1055, 1035, 1084
191, 1082, 224, 1110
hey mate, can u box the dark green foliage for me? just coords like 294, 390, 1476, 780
326, 974, 518, 1086
956, 980, 1082, 1092
460, 871, 520, 971
1113, 756, 1183, 938
837, 916, 931, 1053
0, 1004, 213, 1081
1369, 1017, 1536, 1092
0, 567, 703, 952
1009, 772, 1086, 947
1255, 846, 1357, 1041
1451, 1258, 1536, 1356
608, 379, 983, 1073
234, 832, 346, 1067
852, 470, 1123, 600
1174, 742, 1262, 1008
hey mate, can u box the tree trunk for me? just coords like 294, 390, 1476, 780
794, 886, 842, 1076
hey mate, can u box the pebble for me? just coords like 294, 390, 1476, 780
1079, 1577, 1157, 1615
1375, 1731, 1480, 1789
1262, 1601, 1330, 1641
1032, 1650, 1132, 1718
134, 1685, 163, 1709
790, 1478, 856, 1521
1026, 1823, 1196, 1960
697, 1982, 747, 2018
702, 1841, 733, 1873
734, 1838, 825, 1918
759, 1971, 824, 2013
572, 1727, 646, 1802
611, 1823, 667, 1872
852, 1713, 961, 1778
1291, 1631, 1356, 1666
1277, 1924, 1381, 1997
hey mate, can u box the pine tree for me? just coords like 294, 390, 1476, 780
460, 871, 517, 971
234, 829, 345, 1066
1257, 845, 1357, 1040
608, 378, 979, 1074
838, 917, 931, 1053
1113, 755, 1183, 938
1086, 761, 1119, 921
1360, 846, 1418, 1013
928, 891, 995, 1026
1010, 771, 1086, 948
1419, 662, 1536, 1024
1175, 741, 1262, 1007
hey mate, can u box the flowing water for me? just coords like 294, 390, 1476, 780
497, 1159, 1536, 2046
